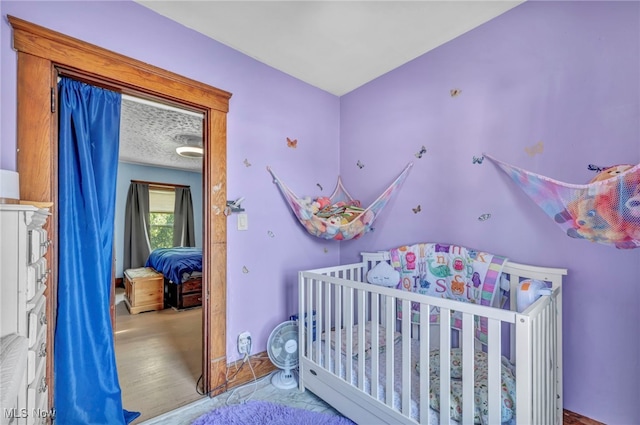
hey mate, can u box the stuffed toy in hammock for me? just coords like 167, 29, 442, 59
486, 154, 640, 249
268, 163, 412, 241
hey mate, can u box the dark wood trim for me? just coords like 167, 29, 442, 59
9, 16, 232, 409
9, 16, 230, 112
563, 409, 605, 425
225, 351, 276, 392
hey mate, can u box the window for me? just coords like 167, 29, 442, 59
149, 187, 175, 250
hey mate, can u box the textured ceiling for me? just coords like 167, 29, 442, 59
119, 99, 203, 173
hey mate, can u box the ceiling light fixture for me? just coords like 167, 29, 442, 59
176, 146, 204, 158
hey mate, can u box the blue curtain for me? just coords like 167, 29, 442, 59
55, 78, 139, 424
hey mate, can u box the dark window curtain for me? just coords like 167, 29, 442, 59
55, 77, 139, 424
173, 187, 195, 247
124, 183, 152, 269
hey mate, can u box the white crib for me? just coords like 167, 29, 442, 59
298, 251, 567, 425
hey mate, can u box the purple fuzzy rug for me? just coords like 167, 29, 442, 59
192, 400, 355, 425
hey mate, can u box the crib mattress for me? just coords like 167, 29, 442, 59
310, 339, 516, 425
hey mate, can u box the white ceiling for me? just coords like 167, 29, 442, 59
122, 0, 523, 171
137, 0, 523, 96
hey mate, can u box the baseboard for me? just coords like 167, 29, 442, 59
563, 409, 605, 425
224, 351, 276, 392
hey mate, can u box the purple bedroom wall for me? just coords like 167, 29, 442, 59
0, 1, 339, 360
340, 1, 639, 423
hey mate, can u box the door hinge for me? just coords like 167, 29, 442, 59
51, 87, 56, 113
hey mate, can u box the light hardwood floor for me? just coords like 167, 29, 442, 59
114, 289, 205, 424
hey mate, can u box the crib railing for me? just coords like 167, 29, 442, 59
299, 261, 563, 425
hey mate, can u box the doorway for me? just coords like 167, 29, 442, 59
113, 93, 206, 421
9, 15, 231, 416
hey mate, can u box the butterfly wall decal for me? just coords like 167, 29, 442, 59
587, 164, 605, 173
357, 160, 365, 169
243, 158, 252, 167
478, 213, 491, 221
412, 205, 422, 214
472, 156, 485, 164
450, 88, 462, 97
287, 137, 297, 148
415, 146, 427, 159
525, 141, 544, 157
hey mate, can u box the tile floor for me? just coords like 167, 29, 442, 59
138, 372, 343, 424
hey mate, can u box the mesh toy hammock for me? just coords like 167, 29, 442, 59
267, 163, 413, 240
485, 153, 640, 249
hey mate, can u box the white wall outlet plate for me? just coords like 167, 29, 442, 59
238, 331, 251, 354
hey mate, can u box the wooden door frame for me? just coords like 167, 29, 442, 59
8, 15, 231, 407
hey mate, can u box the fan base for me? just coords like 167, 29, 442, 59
271, 370, 298, 389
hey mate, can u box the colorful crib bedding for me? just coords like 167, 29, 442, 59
418, 348, 517, 424
314, 336, 515, 424
146, 247, 202, 285
389, 243, 508, 344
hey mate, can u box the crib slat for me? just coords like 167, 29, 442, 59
401, 299, 411, 416
345, 286, 353, 383
549, 300, 558, 424
323, 281, 331, 371
334, 286, 342, 376
509, 273, 520, 365
315, 279, 323, 366
462, 312, 475, 425
385, 296, 395, 408
419, 302, 430, 425
306, 278, 314, 362
488, 318, 501, 425
439, 307, 451, 425
357, 289, 366, 390
535, 310, 541, 423
542, 302, 548, 423
371, 293, 380, 400
299, 274, 306, 391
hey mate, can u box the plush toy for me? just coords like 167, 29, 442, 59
555, 195, 628, 244
555, 164, 640, 248
589, 164, 634, 183
315, 196, 331, 210
591, 165, 640, 246
625, 182, 640, 218
367, 261, 400, 287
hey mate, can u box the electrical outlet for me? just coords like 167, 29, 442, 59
237, 331, 251, 355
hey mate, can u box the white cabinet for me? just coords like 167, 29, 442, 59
1, 205, 50, 425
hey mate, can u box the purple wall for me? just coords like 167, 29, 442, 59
2, 1, 639, 422
0, 1, 340, 360
340, 2, 639, 423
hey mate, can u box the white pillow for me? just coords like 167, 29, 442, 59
366, 261, 400, 287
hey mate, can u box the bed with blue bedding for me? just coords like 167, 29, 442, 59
146, 247, 203, 309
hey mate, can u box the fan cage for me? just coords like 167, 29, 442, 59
267, 320, 299, 370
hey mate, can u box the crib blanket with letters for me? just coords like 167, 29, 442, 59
389, 243, 507, 340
